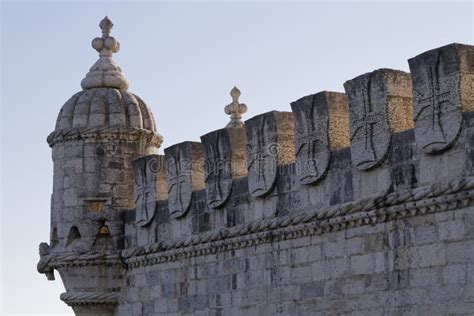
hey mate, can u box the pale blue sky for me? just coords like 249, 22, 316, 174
1, 1, 472, 314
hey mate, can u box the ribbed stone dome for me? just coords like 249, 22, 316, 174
54, 88, 156, 132
48, 17, 163, 148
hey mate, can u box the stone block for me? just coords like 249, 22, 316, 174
345, 237, 365, 255
442, 264, 466, 285
311, 261, 329, 281
324, 240, 345, 258
412, 244, 447, 268
300, 281, 325, 299
446, 240, 474, 263
291, 265, 312, 284
365, 233, 387, 252
414, 224, 438, 245
351, 254, 375, 275
409, 267, 441, 287
438, 220, 465, 241
328, 257, 350, 279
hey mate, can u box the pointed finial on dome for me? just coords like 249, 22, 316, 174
99, 16, 113, 36
80, 17, 129, 90
224, 86, 248, 128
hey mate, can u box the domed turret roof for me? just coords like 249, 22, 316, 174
51, 17, 161, 143
55, 88, 156, 131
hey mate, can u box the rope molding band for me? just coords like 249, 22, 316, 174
60, 291, 120, 306
124, 190, 473, 269
38, 176, 474, 272
47, 126, 163, 148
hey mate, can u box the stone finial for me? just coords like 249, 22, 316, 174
225, 87, 248, 128
81, 17, 129, 90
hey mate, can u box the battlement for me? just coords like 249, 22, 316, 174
125, 43, 474, 249
38, 25, 474, 315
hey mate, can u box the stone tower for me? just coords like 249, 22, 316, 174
38, 17, 162, 315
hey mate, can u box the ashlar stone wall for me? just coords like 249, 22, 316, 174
119, 205, 474, 315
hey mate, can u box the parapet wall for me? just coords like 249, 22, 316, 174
126, 43, 474, 247
38, 41, 474, 315
116, 43, 474, 315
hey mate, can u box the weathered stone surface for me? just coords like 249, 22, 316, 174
224, 86, 248, 128
201, 127, 247, 208
38, 17, 165, 316
245, 111, 295, 197
245, 113, 278, 197
409, 43, 474, 154
165, 142, 205, 219
291, 91, 349, 185
201, 129, 233, 208
81, 17, 128, 90
344, 69, 413, 170
133, 155, 167, 227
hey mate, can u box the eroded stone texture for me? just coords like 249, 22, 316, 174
133, 155, 167, 227
165, 142, 205, 219
245, 111, 295, 197
228, 127, 248, 178
344, 69, 413, 170
81, 17, 128, 91
38, 17, 164, 314
201, 129, 234, 208
224, 86, 248, 128
409, 43, 474, 154
291, 91, 349, 185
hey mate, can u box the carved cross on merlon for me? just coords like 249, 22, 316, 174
344, 69, 414, 170
408, 43, 474, 154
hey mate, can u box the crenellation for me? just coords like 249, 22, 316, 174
245, 111, 295, 198
37, 19, 474, 316
409, 44, 472, 154
165, 141, 205, 220
291, 91, 339, 185
408, 45, 474, 188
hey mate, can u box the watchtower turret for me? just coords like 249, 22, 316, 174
37, 17, 162, 315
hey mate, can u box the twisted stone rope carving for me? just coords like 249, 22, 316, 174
47, 126, 163, 147
60, 291, 120, 306
38, 177, 474, 271
37, 250, 121, 278
123, 176, 474, 268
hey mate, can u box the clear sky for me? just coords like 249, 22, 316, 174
1, 1, 472, 314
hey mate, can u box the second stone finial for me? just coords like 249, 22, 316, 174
225, 87, 248, 128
